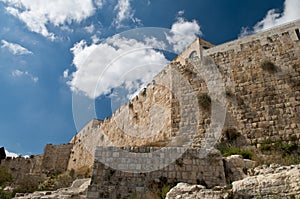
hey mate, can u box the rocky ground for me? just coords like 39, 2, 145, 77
13, 178, 90, 199
166, 162, 300, 199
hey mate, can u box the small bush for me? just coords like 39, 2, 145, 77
161, 185, 171, 199
197, 93, 211, 110
0, 166, 13, 187
218, 145, 253, 159
14, 176, 41, 194
261, 60, 277, 73
257, 140, 300, 166
0, 189, 13, 199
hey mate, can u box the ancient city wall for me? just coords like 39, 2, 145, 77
174, 37, 214, 65
41, 143, 73, 174
70, 20, 300, 174
202, 20, 300, 147
87, 147, 226, 199
0, 155, 43, 179
68, 119, 102, 172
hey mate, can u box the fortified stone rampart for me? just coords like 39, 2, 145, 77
41, 143, 73, 174
87, 147, 226, 199
71, 20, 300, 173
202, 20, 300, 147
0, 155, 43, 179
1, 143, 74, 182
68, 119, 102, 172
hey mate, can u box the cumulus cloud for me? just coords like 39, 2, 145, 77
63, 69, 69, 78
94, 0, 106, 8
67, 16, 202, 100
1, 0, 96, 40
84, 24, 95, 33
12, 69, 38, 83
1, 40, 32, 55
239, 0, 300, 37
166, 16, 202, 53
68, 35, 168, 99
113, 0, 136, 28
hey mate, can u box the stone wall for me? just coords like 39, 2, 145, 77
0, 155, 43, 179
68, 119, 102, 172
203, 20, 300, 147
70, 20, 300, 173
1, 143, 74, 182
41, 143, 73, 174
174, 37, 214, 65
87, 147, 226, 199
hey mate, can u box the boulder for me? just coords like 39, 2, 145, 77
224, 155, 256, 183
232, 164, 300, 198
13, 178, 91, 199
165, 182, 231, 199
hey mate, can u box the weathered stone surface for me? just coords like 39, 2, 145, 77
13, 178, 91, 199
85, 20, 300, 198
0, 155, 44, 179
70, 19, 300, 173
87, 147, 226, 199
224, 155, 256, 183
165, 183, 231, 199
232, 164, 300, 198
42, 144, 73, 174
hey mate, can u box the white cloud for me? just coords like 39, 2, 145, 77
91, 35, 100, 43
1, 40, 32, 55
166, 16, 202, 53
63, 69, 69, 78
12, 69, 38, 83
113, 0, 135, 28
177, 10, 185, 17
84, 24, 95, 33
239, 0, 300, 37
4, 150, 29, 158
5, 150, 19, 158
93, 0, 106, 8
68, 17, 202, 100
1, 0, 96, 40
68, 35, 168, 99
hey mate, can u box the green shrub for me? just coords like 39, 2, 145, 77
218, 145, 253, 159
257, 140, 300, 166
0, 166, 13, 187
0, 189, 13, 199
160, 185, 171, 199
14, 175, 42, 194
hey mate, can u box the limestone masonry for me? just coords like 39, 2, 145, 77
87, 147, 226, 198
1, 20, 299, 198
76, 19, 300, 171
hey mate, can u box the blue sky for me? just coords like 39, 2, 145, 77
0, 0, 299, 155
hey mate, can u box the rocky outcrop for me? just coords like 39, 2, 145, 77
165, 183, 231, 199
233, 164, 300, 198
167, 164, 300, 199
223, 155, 256, 183
13, 178, 91, 199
